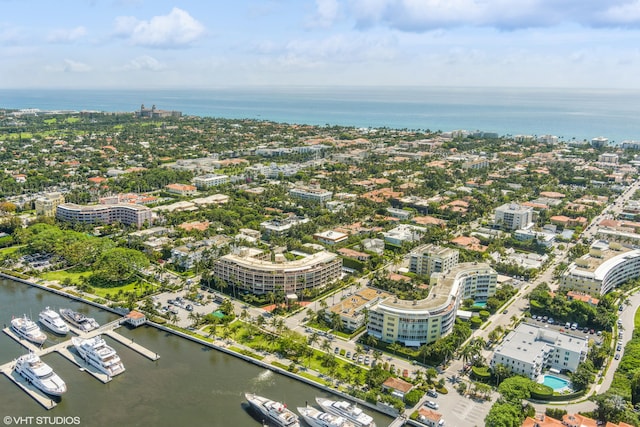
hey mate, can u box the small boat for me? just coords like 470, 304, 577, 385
315, 398, 375, 427
14, 352, 67, 396
59, 308, 100, 332
72, 336, 125, 377
11, 315, 47, 345
39, 307, 69, 335
297, 405, 356, 427
245, 393, 300, 427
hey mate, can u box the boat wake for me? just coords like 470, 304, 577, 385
252, 369, 274, 386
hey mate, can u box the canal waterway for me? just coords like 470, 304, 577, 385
0, 278, 393, 427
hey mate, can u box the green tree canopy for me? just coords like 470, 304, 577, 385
92, 247, 149, 285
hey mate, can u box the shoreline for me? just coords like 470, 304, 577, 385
0, 271, 399, 421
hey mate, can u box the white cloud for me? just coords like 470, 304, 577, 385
307, 0, 340, 28
113, 7, 205, 48
602, 1, 640, 25
46, 26, 87, 43
0, 24, 25, 45
63, 59, 91, 72
117, 55, 166, 71
44, 59, 92, 73
348, 0, 640, 31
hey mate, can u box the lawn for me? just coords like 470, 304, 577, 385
40, 270, 150, 300
226, 321, 368, 384
41, 270, 91, 284
0, 245, 24, 256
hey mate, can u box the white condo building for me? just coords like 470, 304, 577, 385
193, 174, 230, 189
561, 240, 640, 296
490, 323, 588, 379
367, 263, 497, 346
409, 244, 459, 277
289, 186, 333, 203
494, 203, 534, 230
56, 203, 152, 228
212, 248, 341, 295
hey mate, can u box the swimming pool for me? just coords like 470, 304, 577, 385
542, 375, 572, 392
472, 301, 487, 308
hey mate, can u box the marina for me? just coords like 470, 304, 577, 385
0, 278, 393, 427
1, 313, 159, 408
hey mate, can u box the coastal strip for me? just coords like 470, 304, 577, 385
0, 272, 396, 423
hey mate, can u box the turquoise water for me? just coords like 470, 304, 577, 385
542, 375, 571, 391
1, 87, 640, 142
472, 301, 487, 308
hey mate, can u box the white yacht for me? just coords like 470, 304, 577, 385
11, 315, 47, 345
72, 336, 125, 377
13, 352, 67, 396
59, 308, 100, 332
315, 398, 375, 427
297, 405, 356, 427
39, 307, 69, 335
245, 393, 300, 427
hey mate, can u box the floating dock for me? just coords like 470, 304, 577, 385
2, 327, 43, 352
103, 330, 160, 361
1, 316, 160, 405
55, 346, 112, 383
0, 362, 57, 410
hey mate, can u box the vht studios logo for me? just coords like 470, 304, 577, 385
3, 416, 81, 425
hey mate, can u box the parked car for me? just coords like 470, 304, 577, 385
427, 390, 438, 398
334, 347, 340, 354
346, 351, 351, 359
615, 353, 621, 360
425, 401, 439, 409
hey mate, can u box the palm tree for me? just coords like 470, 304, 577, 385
441, 342, 455, 364
330, 312, 343, 332
320, 339, 332, 353
308, 331, 320, 348
425, 368, 437, 385
510, 315, 519, 327
388, 342, 402, 356
365, 333, 378, 349
459, 345, 475, 365
492, 363, 512, 385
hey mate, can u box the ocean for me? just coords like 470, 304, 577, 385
1, 86, 640, 143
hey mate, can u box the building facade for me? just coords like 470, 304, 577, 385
193, 174, 230, 189
494, 203, 534, 230
490, 323, 588, 380
56, 203, 152, 228
560, 240, 640, 295
289, 186, 333, 203
35, 192, 65, 217
367, 263, 497, 346
212, 249, 342, 295
409, 244, 459, 277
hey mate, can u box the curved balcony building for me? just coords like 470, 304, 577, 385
212, 248, 342, 296
367, 263, 497, 346
561, 241, 640, 295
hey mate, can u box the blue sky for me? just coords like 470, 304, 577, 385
1, 0, 640, 89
